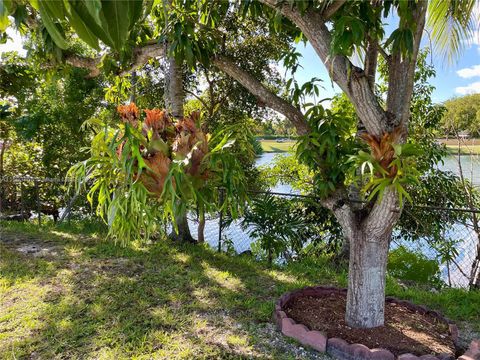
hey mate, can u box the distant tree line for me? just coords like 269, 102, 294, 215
441, 93, 480, 137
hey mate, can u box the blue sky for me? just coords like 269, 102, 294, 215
288, 25, 480, 104
2, 23, 479, 104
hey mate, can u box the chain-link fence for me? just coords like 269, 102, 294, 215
393, 204, 480, 289
0, 176, 78, 224
1, 176, 479, 289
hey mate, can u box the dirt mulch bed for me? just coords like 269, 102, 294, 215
284, 292, 455, 357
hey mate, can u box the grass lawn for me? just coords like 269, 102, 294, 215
1, 221, 479, 359
260, 140, 296, 153
259, 138, 480, 155
445, 145, 480, 155
259, 141, 480, 155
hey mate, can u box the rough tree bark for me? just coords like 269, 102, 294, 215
215, 51, 402, 327
331, 189, 401, 327
254, 0, 427, 328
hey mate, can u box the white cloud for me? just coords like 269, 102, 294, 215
457, 64, 480, 78
469, 29, 480, 47
455, 81, 480, 95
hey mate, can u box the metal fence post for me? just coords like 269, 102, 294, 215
35, 180, 41, 226
218, 188, 224, 252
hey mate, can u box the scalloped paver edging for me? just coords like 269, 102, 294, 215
274, 286, 477, 360
457, 339, 480, 360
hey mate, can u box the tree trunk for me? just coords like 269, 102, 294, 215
0, 141, 6, 178
169, 212, 196, 243
168, 56, 184, 118
166, 55, 195, 243
330, 188, 400, 328
345, 225, 391, 328
197, 207, 205, 243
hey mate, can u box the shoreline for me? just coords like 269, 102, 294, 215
260, 139, 480, 155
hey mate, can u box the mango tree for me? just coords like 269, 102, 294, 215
3, 0, 478, 328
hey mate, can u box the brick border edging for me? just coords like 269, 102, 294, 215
274, 286, 465, 360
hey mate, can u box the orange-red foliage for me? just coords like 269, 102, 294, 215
144, 109, 172, 138
139, 152, 172, 195
117, 103, 139, 126
116, 105, 208, 196
360, 127, 404, 177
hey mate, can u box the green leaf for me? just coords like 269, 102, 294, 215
66, 5, 100, 49
43, 0, 64, 19
72, 1, 115, 48
149, 139, 169, 155
101, 0, 132, 51
128, 0, 144, 28
392, 143, 403, 156
0, 0, 12, 31
38, 0, 69, 49
84, 0, 102, 24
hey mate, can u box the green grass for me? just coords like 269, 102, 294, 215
0, 221, 479, 359
445, 145, 480, 155
259, 139, 480, 155
260, 140, 295, 153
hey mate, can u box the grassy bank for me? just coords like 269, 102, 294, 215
445, 145, 480, 155
260, 140, 480, 155
1, 221, 479, 359
259, 138, 480, 155
260, 140, 295, 153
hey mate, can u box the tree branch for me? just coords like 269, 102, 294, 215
184, 89, 209, 109
377, 45, 390, 66
258, 0, 387, 137
213, 55, 310, 135
386, 2, 427, 129
64, 43, 165, 78
65, 55, 101, 78
364, 36, 379, 91
322, 0, 347, 20
364, 187, 401, 239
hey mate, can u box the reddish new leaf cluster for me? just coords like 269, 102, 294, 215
117, 103, 140, 126
360, 127, 404, 177
116, 103, 208, 196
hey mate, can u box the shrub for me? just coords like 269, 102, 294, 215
241, 194, 342, 263
387, 246, 442, 287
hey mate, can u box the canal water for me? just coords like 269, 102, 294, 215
199, 152, 480, 287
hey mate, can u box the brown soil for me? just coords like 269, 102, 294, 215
284, 293, 455, 357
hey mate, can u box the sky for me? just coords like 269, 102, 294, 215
0, 28, 26, 57
1, 20, 479, 104
288, 27, 480, 104
281, 5, 480, 104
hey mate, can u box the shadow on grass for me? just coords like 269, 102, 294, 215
0, 224, 337, 359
